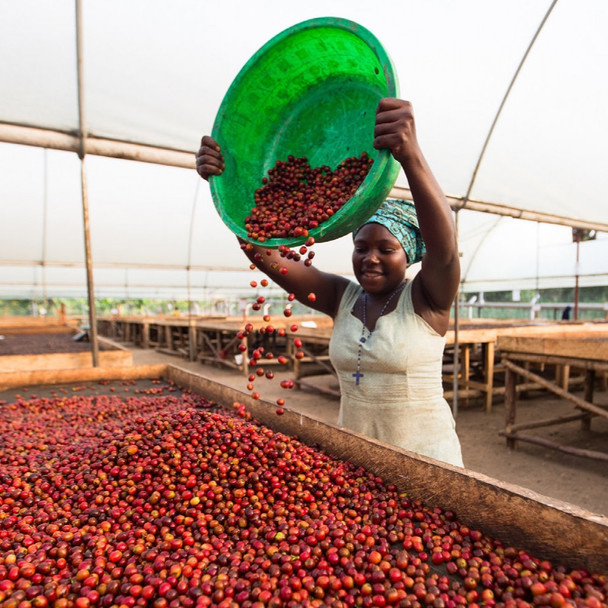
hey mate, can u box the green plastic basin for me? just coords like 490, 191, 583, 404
210, 16, 400, 247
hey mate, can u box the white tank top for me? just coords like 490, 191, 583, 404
329, 280, 464, 467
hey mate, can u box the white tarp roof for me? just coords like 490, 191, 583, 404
1, 0, 608, 300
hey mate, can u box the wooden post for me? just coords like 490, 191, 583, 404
241, 333, 249, 376
504, 362, 517, 449
456, 344, 470, 407
582, 369, 595, 431
189, 322, 197, 362
483, 341, 495, 413
555, 364, 570, 390
142, 321, 150, 350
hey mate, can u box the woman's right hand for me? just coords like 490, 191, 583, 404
196, 135, 225, 180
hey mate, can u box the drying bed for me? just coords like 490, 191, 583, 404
0, 367, 606, 608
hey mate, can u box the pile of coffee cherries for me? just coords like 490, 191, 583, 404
245, 153, 373, 242
0, 381, 605, 608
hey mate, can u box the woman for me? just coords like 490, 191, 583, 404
196, 98, 463, 467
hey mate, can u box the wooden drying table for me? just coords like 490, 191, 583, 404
498, 333, 608, 461
97, 315, 608, 410
96, 314, 333, 376
446, 320, 608, 412
0, 321, 132, 371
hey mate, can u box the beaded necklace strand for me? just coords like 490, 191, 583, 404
352, 281, 407, 386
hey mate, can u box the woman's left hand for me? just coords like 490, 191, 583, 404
373, 98, 420, 166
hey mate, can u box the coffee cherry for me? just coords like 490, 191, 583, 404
245, 153, 373, 242
2, 380, 603, 608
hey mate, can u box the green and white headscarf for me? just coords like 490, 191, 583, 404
355, 198, 426, 264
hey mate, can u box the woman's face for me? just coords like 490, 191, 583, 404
352, 223, 408, 295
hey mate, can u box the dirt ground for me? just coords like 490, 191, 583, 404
122, 346, 608, 518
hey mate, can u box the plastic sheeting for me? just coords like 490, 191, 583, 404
1, 0, 608, 300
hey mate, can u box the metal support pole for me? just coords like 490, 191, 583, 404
574, 233, 580, 321
76, 0, 99, 366
452, 210, 460, 417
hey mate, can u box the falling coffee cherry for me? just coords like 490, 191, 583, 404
308, 292, 317, 302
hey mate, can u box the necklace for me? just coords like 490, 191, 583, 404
352, 281, 407, 386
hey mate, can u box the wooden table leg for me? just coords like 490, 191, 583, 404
142, 322, 150, 350
504, 360, 517, 449
556, 364, 570, 391
461, 344, 470, 407
582, 369, 595, 431
483, 341, 495, 413
241, 334, 249, 376
188, 323, 196, 361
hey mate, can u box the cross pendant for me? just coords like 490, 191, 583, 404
352, 369, 364, 385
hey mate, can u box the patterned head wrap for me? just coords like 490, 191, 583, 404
354, 199, 426, 264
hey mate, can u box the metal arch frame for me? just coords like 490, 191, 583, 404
450, 0, 561, 416
1, 0, 603, 416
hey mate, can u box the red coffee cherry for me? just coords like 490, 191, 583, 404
244, 153, 373, 242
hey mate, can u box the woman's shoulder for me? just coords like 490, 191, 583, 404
409, 275, 451, 336
336, 280, 362, 314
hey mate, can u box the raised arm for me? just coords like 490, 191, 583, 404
373, 99, 460, 332
238, 240, 349, 317
195, 136, 349, 318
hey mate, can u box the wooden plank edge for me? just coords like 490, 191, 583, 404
0, 349, 133, 372
98, 336, 131, 352
0, 364, 168, 390
500, 430, 608, 463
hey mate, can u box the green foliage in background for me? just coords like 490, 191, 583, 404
1, 286, 608, 320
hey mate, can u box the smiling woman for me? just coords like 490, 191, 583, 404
197, 94, 463, 467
